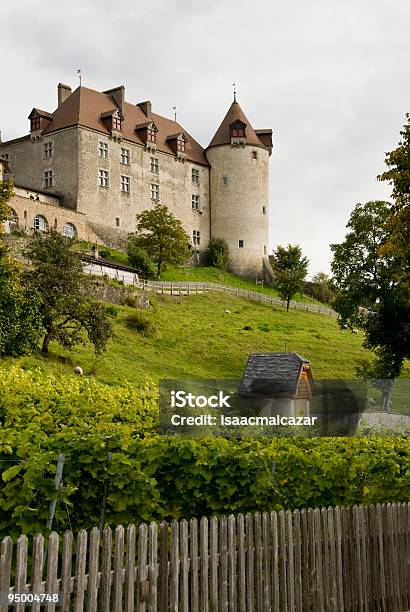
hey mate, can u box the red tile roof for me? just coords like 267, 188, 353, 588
41, 86, 209, 166
207, 100, 268, 150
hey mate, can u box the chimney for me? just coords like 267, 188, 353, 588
137, 101, 152, 117
58, 83, 72, 107
103, 86, 125, 115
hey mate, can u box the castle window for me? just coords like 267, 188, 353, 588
121, 148, 130, 165
252, 150, 258, 160
42, 170, 54, 188
193, 230, 200, 246
99, 142, 109, 159
192, 195, 200, 210
150, 157, 159, 173
177, 138, 185, 153
232, 128, 244, 137
147, 127, 156, 143
150, 183, 160, 200
112, 116, 121, 131
264, 245, 267, 255
222, 175, 228, 186
63, 222, 77, 238
43, 142, 53, 160
238, 240, 244, 248
192, 168, 200, 184
121, 175, 131, 193
263, 206, 266, 215
115, 217, 120, 227
31, 116, 41, 131
34, 214, 48, 232
99, 169, 109, 187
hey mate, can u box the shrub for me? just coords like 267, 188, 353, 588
205, 238, 230, 271
125, 312, 156, 336
127, 243, 155, 278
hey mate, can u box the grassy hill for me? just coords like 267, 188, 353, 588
8, 291, 373, 386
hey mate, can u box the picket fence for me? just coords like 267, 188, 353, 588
1, 503, 409, 611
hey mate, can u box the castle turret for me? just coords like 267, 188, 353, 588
206, 97, 272, 277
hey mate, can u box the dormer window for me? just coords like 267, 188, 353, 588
101, 109, 123, 134
112, 115, 121, 131
28, 108, 52, 135
230, 120, 247, 144
136, 121, 158, 148
147, 127, 156, 143
166, 132, 188, 159
31, 116, 41, 131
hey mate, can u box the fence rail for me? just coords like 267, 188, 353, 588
139, 280, 337, 317
1, 503, 409, 611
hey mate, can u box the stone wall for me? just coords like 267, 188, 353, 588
0, 127, 80, 210
5, 187, 101, 243
76, 127, 210, 252
83, 280, 150, 308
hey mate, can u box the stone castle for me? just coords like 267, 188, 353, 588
0, 83, 273, 276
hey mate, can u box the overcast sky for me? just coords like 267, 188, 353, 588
1, 0, 409, 276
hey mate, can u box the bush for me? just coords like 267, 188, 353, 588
125, 312, 156, 336
0, 366, 408, 536
127, 243, 155, 278
205, 238, 230, 271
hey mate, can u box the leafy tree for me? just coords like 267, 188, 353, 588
271, 245, 309, 311
128, 203, 191, 278
23, 229, 113, 354
330, 200, 409, 404
126, 242, 155, 278
0, 179, 41, 355
304, 272, 335, 305
377, 114, 410, 279
205, 237, 230, 271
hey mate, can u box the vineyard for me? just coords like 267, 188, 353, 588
0, 366, 408, 539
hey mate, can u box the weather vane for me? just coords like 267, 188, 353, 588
233, 82, 237, 102
173, 106, 177, 122
77, 69, 82, 87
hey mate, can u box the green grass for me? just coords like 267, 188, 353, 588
160, 267, 323, 305
8, 292, 376, 386
76, 241, 129, 266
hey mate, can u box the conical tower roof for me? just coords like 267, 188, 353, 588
207, 99, 267, 149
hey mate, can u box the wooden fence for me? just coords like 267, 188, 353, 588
139, 280, 337, 317
1, 503, 409, 611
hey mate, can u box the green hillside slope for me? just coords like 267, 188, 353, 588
9, 292, 373, 385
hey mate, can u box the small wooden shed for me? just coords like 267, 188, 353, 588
239, 352, 314, 417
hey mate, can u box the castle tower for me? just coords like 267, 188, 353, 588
206, 96, 273, 277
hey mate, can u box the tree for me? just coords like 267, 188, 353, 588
205, 237, 230, 271
271, 245, 309, 311
304, 272, 335, 305
0, 179, 41, 356
377, 114, 410, 281
330, 200, 409, 405
126, 242, 155, 278
23, 230, 113, 354
128, 204, 191, 278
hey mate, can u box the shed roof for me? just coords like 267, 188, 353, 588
239, 352, 310, 397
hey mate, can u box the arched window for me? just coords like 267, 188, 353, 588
8, 208, 18, 230
63, 222, 77, 238
33, 214, 48, 232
